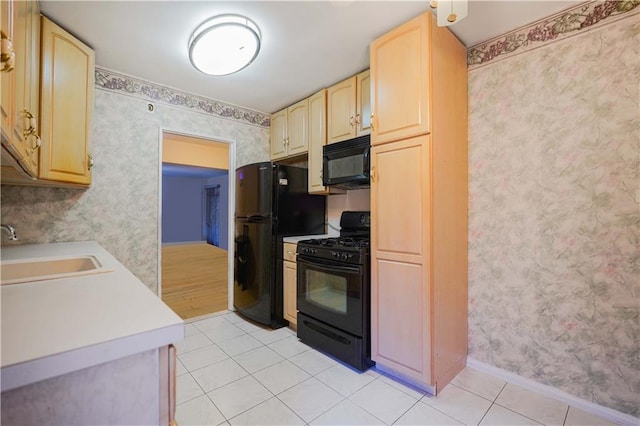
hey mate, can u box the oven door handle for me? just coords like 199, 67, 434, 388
297, 255, 361, 274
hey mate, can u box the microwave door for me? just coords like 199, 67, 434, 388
322, 139, 370, 187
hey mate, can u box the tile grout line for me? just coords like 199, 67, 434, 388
389, 397, 423, 426
491, 402, 547, 425
221, 375, 277, 423
476, 401, 494, 425
181, 321, 318, 423
562, 404, 570, 426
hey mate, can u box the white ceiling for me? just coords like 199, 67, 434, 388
39, 0, 578, 114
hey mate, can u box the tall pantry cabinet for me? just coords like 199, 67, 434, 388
369, 12, 468, 393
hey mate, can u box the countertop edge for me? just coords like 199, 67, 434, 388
1, 323, 183, 392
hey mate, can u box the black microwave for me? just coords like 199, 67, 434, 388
322, 135, 370, 189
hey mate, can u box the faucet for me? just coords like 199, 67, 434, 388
1, 224, 18, 241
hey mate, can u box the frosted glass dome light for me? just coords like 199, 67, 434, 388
189, 15, 261, 76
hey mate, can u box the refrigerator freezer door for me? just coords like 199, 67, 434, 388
274, 165, 327, 237
236, 162, 273, 218
233, 218, 275, 325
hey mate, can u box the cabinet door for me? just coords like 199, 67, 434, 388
370, 12, 430, 145
39, 16, 94, 184
283, 260, 297, 326
356, 69, 371, 137
270, 108, 287, 160
10, 0, 26, 147
1, 0, 37, 176
287, 98, 308, 157
22, 0, 39, 174
371, 135, 431, 384
1, 0, 14, 143
327, 76, 356, 144
308, 89, 327, 194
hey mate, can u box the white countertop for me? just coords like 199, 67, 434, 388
0, 241, 184, 391
282, 233, 337, 244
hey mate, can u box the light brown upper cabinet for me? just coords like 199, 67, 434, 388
370, 12, 468, 394
270, 108, 287, 159
270, 98, 309, 161
38, 16, 95, 185
327, 69, 370, 145
307, 89, 328, 194
1, 11, 95, 187
370, 15, 430, 145
355, 69, 371, 137
1, 0, 40, 178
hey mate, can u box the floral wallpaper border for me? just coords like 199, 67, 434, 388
468, 0, 640, 68
94, 67, 270, 128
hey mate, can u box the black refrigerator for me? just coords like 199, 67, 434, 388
234, 162, 326, 328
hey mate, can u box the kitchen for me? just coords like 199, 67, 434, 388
1, 1, 638, 425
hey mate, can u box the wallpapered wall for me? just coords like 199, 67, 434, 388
1, 85, 270, 292
468, 16, 639, 416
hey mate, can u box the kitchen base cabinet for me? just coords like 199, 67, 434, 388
370, 11, 468, 395
283, 242, 298, 327
1, 347, 176, 425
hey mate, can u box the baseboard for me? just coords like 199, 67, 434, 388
373, 363, 436, 396
466, 357, 639, 426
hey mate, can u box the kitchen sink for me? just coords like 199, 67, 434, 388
1, 255, 111, 285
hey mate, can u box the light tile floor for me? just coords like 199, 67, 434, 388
176, 311, 619, 426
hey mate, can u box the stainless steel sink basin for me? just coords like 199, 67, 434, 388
1, 255, 112, 285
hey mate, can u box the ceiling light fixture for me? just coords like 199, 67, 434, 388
188, 14, 261, 76
430, 0, 468, 27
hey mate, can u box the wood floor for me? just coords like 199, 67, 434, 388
161, 242, 228, 320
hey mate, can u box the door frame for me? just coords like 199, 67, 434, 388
157, 129, 236, 312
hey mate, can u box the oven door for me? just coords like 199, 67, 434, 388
297, 255, 364, 336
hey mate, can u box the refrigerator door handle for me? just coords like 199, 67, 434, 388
248, 215, 267, 223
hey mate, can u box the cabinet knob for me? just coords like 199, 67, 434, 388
30, 136, 41, 151
349, 115, 355, 127
22, 110, 41, 146
370, 165, 376, 182
370, 114, 375, 131
0, 31, 15, 73
355, 113, 360, 125
88, 154, 94, 170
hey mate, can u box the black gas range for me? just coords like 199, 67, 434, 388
296, 211, 373, 371
297, 236, 369, 264
298, 210, 370, 263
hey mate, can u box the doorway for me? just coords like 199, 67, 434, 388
159, 131, 233, 320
